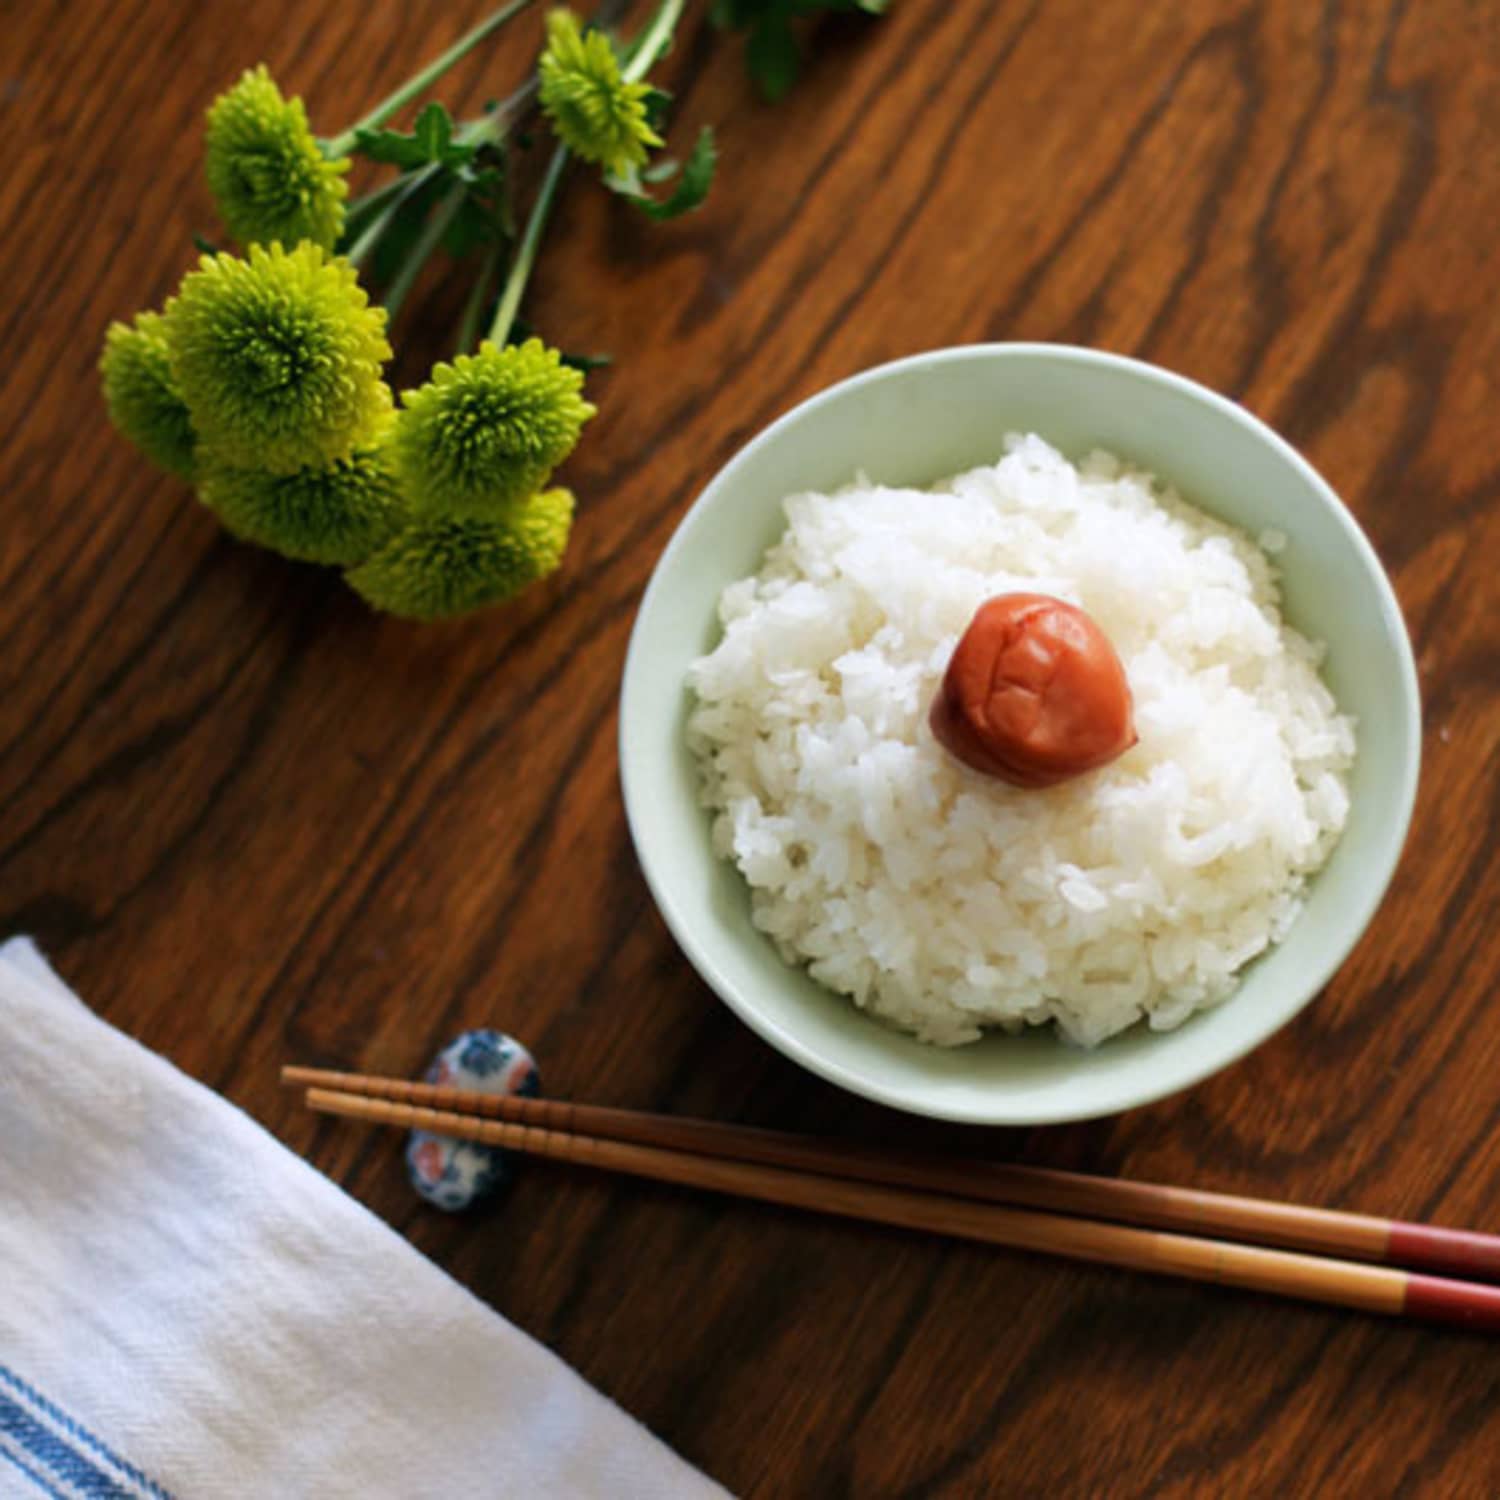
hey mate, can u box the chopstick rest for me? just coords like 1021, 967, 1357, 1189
405, 1030, 540, 1210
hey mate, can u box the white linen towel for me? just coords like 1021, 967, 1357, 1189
0, 938, 729, 1499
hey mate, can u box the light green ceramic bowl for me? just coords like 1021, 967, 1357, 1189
619, 345, 1421, 1124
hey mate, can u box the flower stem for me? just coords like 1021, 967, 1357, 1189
621, 0, 685, 84
488, 142, 569, 347
323, 0, 537, 158
344, 172, 413, 228
456, 242, 505, 353
345, 165, 439, 267
383, 183, 470, 321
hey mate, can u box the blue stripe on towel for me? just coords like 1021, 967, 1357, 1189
0, 1438, 72, 1499
0, 1393, 135, 1497
0, 1367, 173, 1500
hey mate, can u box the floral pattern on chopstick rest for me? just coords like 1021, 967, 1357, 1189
405, 1030, 540, 1211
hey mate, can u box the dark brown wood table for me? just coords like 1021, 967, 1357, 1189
5, 0, 1499, 1493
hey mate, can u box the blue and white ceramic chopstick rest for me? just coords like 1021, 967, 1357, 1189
406, 1029, 539, 1211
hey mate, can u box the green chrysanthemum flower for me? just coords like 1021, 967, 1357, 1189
99, 312, 197, 480
346, 487, 575, 620
391, 339, 595, 516
197, 440, 406, 566
165, 243, 392, 474
205, 66, 350, 251
539, 9, 663, 177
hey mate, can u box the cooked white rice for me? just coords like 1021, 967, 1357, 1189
685, 434, 1356, 1047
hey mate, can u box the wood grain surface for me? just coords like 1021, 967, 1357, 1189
4, 0, 1499, 1493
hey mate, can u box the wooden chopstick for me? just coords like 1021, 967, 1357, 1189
302, 1084, 1500, 1333
282, 1064, 1500, 1283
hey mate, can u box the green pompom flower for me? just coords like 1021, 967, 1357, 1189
539, 9, 663, 177
165, 243, 392, 474
346, 487, 575, 620
205, 66, 350, 251
197, 441, 406, 566
99, 312, 197, 480
390, 339, 594, 516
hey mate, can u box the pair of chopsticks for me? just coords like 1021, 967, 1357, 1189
283, 1065, 1500, 1333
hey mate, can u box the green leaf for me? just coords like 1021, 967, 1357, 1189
413, 102, 453, 161
642, 156, 681, 184
709, 0, 754, 25
746, 12, 800, 102
443, 192, 507, 259
609, 126, 717, 221
718, 0, 893, 96
456, 161, 504, 193
641, 86, 674, 131
353, 102, 475, 170
354, 129, 430, 170
437, 148, 509, 259
192, 232, 220, 255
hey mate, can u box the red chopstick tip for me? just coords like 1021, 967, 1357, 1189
1388, 1222, 1500, 1282
1404, 1272, 1500, 1333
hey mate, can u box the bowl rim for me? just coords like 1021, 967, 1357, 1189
619, 342, 1422, 1124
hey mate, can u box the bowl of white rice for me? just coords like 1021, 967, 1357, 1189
619, 345, 1420, 1123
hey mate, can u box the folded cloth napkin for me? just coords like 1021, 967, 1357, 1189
0, 939, 728, 1499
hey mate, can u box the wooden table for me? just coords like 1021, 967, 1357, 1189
7, 0, 1499, 1493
